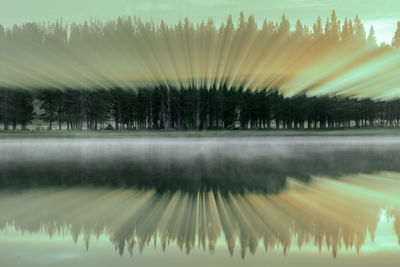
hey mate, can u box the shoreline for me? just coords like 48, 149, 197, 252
3, 128, 400, 138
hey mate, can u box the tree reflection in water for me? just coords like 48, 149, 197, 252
0, 171, 399, 258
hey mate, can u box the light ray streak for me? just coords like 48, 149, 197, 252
0, 14, 399, 99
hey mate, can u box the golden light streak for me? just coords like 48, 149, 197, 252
1, 14, 399, 99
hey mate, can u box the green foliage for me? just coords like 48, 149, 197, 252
0, 89, 34, 130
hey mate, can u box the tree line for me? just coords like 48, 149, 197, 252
1, 10, 400, 131
2, 87, 400, 130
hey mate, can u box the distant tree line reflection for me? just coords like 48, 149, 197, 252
0, 178, 399, 258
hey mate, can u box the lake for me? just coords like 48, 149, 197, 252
0, 136, 399, 266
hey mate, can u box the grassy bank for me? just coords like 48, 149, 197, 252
2, 128, 400, 138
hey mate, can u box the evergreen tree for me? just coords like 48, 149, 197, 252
312, 16, 323, 39
278, 14, 290, 37
329, 9, 341, 41
354, 15, 366, 43
392, 21, 400, 48
38, 89, 57, 130
341, 18, 350, 41
367, 26, 377, 46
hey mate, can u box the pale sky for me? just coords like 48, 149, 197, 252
0, 0, 399, 43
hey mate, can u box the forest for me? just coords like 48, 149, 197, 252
1, 10, 400, 131
2, 87, 400, 130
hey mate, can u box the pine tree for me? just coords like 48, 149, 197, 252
330, 9, 340, 41
278, 14, 290, 36
341, 18, 350, 41
367, 26, 377, 46
38, 89, 57, 130
14, 90, 35, 130
354, 15, 366, 43
392, 21, 400, 48
312, 16, 323, 39
293, 19, 304, 39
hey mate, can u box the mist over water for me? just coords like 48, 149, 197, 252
2, 137, 400, 192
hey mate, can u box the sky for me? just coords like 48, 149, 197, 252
0, 0, 399, 44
